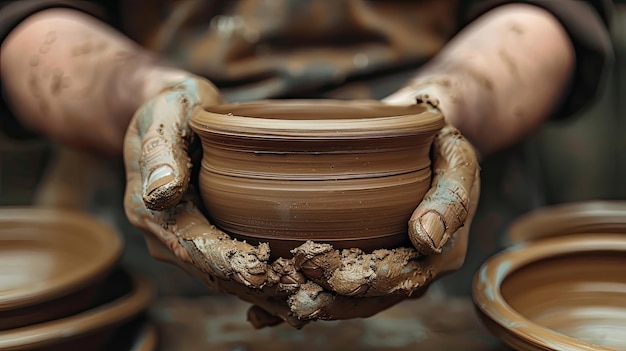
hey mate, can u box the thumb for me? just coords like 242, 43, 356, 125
137, 78, 222, 211
409, 125, 480, 255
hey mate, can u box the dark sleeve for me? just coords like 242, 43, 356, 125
459, 0, 613, 120
0, 1, 111, 139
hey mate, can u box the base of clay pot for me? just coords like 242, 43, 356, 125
226, 231, 411, 259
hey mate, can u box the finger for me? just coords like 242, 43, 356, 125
286, 280, 406, 322
137, 88, 194, 211
245, 282, 404, 328
138, 79, 222, 211
408, 124, 479, 255
426, 165, 481, 274
124, 118, 195, 263
124, 115, 154, 224
126, 107, 279, 288
292, 242, 431, 297
169, 204, 276, 288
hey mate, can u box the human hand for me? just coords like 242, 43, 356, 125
245, 93, 480, 326
124, 78, 480, 328
124, 75, 224, 262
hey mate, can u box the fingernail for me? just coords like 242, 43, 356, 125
280, 275, 301, 286
419, 211, 445, 248
145, 165, 175, 196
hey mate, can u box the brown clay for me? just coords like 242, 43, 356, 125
473, 233, 626, 351
507, 200, 626, 244
0, 269, 154, 351
190, 99, 444, 258
0, 207, 122, 327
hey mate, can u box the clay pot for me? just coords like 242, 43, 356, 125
0, 207, 122, 329
190, 99, 443, 258
473, 233, 626, 351
506, 201, 626, 244
0, 269, 154, 351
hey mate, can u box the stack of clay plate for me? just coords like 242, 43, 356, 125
0, 207, 156, 351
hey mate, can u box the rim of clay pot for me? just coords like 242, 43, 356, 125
0, 207, 123, 310
506, 201, 626, 245
473, 234, 625, 351
191, 99, 444, 139
0, 270, 153, 350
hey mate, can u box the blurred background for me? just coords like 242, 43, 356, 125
1, 3, 626, 351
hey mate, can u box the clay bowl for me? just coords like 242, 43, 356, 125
473, 233, 626, 350
190, 99, 443, 258
0, 269, 154, 351
507, 200, 626, 244
0, 207, 123, 329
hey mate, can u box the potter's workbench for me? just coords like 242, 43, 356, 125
148, 286, 510, 351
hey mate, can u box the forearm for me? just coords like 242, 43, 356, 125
388, 4, 575, 156
1, 8, 190, 155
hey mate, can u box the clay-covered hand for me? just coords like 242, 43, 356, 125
244, 98, 481, 327
273, 122, 481, 323
124, 76, 224, 264
124, 76, 480, 328
290, 122, 480, 292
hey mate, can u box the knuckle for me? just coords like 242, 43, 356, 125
140, 135, 170, 166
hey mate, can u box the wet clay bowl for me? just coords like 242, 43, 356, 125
507, 201, 626, 245
0, 207, 123, 329
190, 99, 444, 258
0, 269, 154, 351
473, 234, 626, 351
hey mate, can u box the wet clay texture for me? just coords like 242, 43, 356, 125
0, 207, 122, 330
190, 100, 443, 258
473, 233, 626, 351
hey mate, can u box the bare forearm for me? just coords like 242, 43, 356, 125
1, 9, 189, 155
388, 4, 575, 156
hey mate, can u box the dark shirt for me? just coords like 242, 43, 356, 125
0, 0, 614, 138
